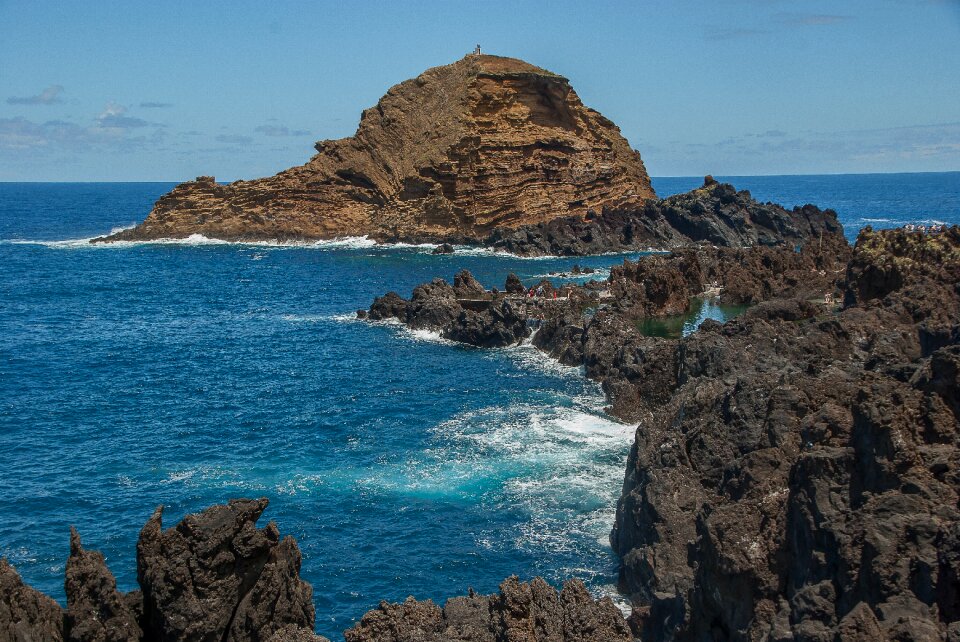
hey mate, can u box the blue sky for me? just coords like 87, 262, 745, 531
1, 0, 958, 181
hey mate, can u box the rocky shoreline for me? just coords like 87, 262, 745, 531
7, 193, 959, 639
360, 214, 960, 639
0, 499, 630, 642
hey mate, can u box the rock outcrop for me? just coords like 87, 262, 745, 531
1, 558, 64, 642
99, 54, 654, 245
485, 177, 844, 256
65, 528, 141, 642
137, 498, 315, 642
364, 197, 849, 419
344, 576, 631, 642
611, 226, 960, 640
366, 269, 534, 348
1, 499, 321, 642
3, 508, 622, 642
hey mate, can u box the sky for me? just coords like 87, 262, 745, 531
1, 0, 959, 181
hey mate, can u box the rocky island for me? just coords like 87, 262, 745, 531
98, 54, 654, 246
97, 56, 836, 255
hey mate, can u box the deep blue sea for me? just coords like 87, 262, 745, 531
1, 172, 957, 639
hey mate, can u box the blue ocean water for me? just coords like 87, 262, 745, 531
0, 173, 957, 639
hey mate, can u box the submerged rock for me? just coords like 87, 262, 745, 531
343, 576, 631, 642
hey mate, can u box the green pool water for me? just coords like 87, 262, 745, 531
636, 297, 749, 339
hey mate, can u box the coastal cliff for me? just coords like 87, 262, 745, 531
363, 224, 960, 639
99, 54, 654, 245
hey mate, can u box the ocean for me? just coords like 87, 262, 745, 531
0, 172, 957, 639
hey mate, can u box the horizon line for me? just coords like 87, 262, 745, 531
2, 169, 958, 184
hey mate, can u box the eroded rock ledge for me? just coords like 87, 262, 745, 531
1, 500, 629, 642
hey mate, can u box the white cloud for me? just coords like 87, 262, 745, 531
6, 85, 65, 105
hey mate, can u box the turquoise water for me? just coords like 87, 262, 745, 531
0, 173, 957, 638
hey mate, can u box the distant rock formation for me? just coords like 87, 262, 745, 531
99, 54, 654, 245
366, 269, 531, 348
484, 177, 844, 256
344, 576, 631, 642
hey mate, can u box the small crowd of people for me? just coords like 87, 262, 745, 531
904, 223, 947, 234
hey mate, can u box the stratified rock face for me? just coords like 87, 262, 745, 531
343, 576, 631, 642
137, 498, 314, 642
610, 227, 960, 640
102, 54, 654, 244
65, 528, 141, 642
0, 558, 64, 642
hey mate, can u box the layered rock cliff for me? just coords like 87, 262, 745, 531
100, 54, 654, 244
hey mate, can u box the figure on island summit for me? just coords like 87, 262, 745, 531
99, 54, 655, 245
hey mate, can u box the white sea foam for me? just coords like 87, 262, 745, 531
279, 312, 358, 324
529, 268, 611, 281
0, 232, 446, 252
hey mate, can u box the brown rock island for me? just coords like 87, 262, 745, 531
96, 54, 654, 246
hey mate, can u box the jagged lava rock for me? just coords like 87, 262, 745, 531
64, 528, 141, 642
0, 558, 64, 642
610, 227, 960, 640
343, 576, 631, 642
100, 54, 653, 244
485, 177, 844, 256
137, 498, 314, 642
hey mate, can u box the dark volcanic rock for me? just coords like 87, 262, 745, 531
505, 273, 525, 294
0, 558, 64, 642
137, 498, 314, 642
610, 226, 960, 640
486, 177, 844, 256
264, 626, 330, 642
65, 528, 141, 642
443, 299, 529, 348
364, 270, 530, 348
343, 576, 631, 642
432, 243, 455, 255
